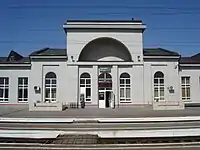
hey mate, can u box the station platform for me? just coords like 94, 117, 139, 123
0, 105, 200, 118
0, 105, 200, 123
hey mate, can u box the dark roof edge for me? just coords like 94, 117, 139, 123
66, 20, 142, 23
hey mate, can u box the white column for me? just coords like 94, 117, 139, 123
92, 65, 98, 107
132, 65, 144, 104
111, 65, 118, 108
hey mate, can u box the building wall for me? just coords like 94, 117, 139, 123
143, 60, 180, 105
0, 67, 30, 104
29, 60, 70, 110
179, 67, 200, 104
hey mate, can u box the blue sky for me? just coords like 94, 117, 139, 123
0, 0, 200, 56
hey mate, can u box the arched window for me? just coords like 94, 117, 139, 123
45, 72, 56, 103
98, 73, 112, 90
154, 71, 164, 101
120, 73, 131, 103
80, 73, 91, 102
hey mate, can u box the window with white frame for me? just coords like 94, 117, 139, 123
154, 71, 164, 101
18, 77, 28, 102
181, 76, 190, 100
80, 73, 91, 102
0, 77, 9, 102
45, 72, 56, 103
119, 73, 131, 103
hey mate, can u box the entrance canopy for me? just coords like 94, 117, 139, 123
78, 37, 132, 62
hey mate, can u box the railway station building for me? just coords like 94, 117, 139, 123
0, 19, 199, 111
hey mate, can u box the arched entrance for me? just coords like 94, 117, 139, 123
78, 37, 132, 62
98, 73, 112, 108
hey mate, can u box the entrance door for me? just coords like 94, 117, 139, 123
98, 72, 112, 108
105, 91, 111, 107
98, 90, 112, 108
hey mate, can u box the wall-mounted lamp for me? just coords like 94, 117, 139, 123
71, 56, 75, 62
174, 64, 178, 69
137, 56, 141, 62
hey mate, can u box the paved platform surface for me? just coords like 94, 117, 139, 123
1, 106, 200, 118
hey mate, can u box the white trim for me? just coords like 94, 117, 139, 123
144, 56, 180, 59
63, 24, 146, 30
151, 64, 168, 66
67, 62, 136, 66
30, 56, 67, 59
0, 64, 31, 67
180, 64, 200, 67
66, 22, 143, 25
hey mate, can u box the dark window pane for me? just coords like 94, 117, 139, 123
85, 98, 91, 102
80, 79, 85, 84
186, 77, 190, 84
80, 73, 90, 78
154, 71, 164, 78
45, 72, 56, 78
45, 89, 50, 98
24, 89, 28, 98
154, 79, 158, 84
120, 79, 124, 84
98, 73, 104, 79
52, 84, 56, 88
120, 73, 130, 78
106, 73, 112, 79
52, 88, 56, 98
0, 78, 4, 84
5, 89, 8, 98
86, 79, 91, 84
18, 78, 23, 85
86, 88, 91, 98
99, 92, 104, 100
160, 79, 164, 84
0, 89, 3, 97
186, 87, 190, 97
126, 79, 130, 84
45, 79, 50, 85
18, 89, 22, 98
5, 78, 9, 84
182, 88, 186, 97
181, 77, 185, 84
24, 78, 28, 85
52, 79, 56, 84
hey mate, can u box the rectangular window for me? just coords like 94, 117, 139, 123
181, 77, 190, 100
18, 77, 28, 102
0, 77, 9, 102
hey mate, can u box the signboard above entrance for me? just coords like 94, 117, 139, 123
99, 67, 111, 73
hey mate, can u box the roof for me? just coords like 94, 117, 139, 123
143, 48, 180, 56
180, 53, 200, 64
30, 48, 67, 56
0, 50, 30, 64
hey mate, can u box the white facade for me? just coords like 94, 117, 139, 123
0, 20, 199, 111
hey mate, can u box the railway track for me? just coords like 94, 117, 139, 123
0, 140, 200, 150
1, 120, 200, 149
1, 121, 200, 131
